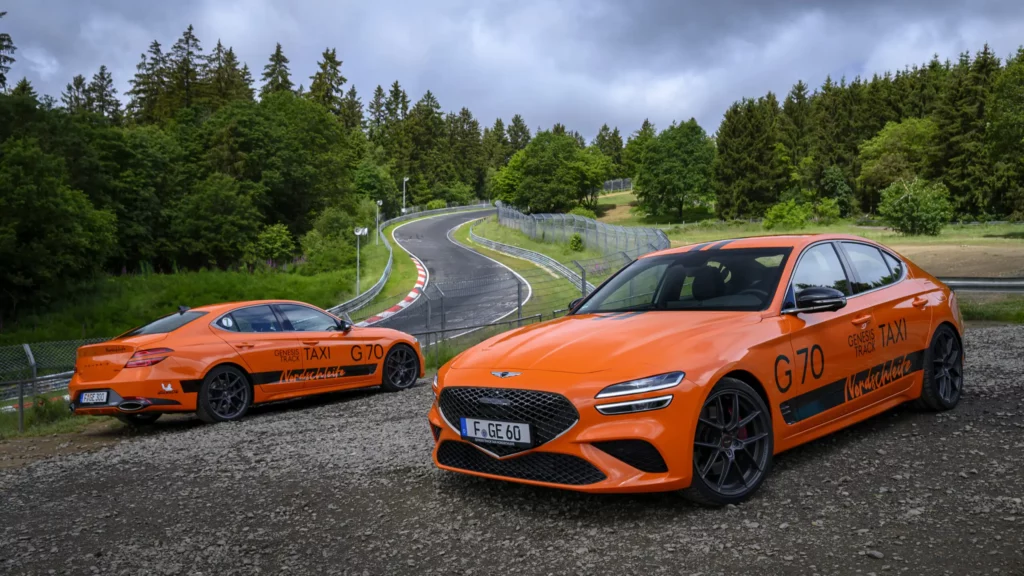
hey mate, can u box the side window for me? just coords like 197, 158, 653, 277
882, 251, 904, 280
843, 242, 898, 293
231, 305, 283, 333
215, 315, 239, 332
277, 304, 338, 332
791, 244, 850, 294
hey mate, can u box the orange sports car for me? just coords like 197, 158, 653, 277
69, 300, 424, 425
428, 234, 964, 505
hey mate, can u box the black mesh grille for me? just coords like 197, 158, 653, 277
438, 387, 579, 456
591, 440, 668, 473
437, 441, 606, 486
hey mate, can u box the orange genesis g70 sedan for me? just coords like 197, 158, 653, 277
69, 300, 424, 425
428, 234, 964, 505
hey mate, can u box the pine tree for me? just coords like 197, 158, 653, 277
592, 124, 624, 173
367, 85, 387, 144
781, 80, 812, 166
987, 47, 1024, 217
11, 77, 36, 100
622, 119, 656, 179
508, 114, 531, 151
205, 41, 251, 109
307, 47, 346, 114
260, 43, 293, 98
552, 123, 567, 136
87, 65, 121, 121
340, 85, 364, 131
168, 25, 204, 111
810, 75, 858, 189
238, 63, 255, 100
0, 11, 15, 91
61, 74, 90, 113
406, 90, 448, 202
481, 117, 510, 169
126, 40, 168, 124
447, 107, 483, 190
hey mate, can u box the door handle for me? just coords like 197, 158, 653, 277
912, 297, 928, 308
851, 315, 872, 326
235, 342, 255, 349
302, 341, 319, 346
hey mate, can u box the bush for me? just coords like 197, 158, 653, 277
763, 200, 812, 230
814, 198, 841, 225
245, 224, 296, 267
569, 233, 585, 252
426, 199, 447, 210
878, 178, 952, 236
568, 206, 597, 220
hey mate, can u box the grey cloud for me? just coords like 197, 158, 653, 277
5, 0, 1024, 139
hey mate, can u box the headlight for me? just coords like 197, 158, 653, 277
432, 373, 439, 390
595, 372, 684, 399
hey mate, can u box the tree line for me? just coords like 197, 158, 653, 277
0, 16, 540, 319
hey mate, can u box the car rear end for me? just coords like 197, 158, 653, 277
69, 310, 210, 416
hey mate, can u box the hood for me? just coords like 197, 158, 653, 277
451, 311, 761, 374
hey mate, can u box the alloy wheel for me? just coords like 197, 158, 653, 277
693, 389, 772, 498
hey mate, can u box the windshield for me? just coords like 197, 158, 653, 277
575, 247, 792, 313
118, 311, 208, 338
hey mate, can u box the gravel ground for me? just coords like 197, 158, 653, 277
2, 325, 1023, 576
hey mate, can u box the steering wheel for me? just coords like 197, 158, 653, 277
738, 288, 770, 300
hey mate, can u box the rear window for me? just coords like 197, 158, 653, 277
119, 311, 208, 337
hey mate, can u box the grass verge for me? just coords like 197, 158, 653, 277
471, 216, 605, 265
0, 395, 120, 439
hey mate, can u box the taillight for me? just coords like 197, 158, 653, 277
125, 348, 174, 368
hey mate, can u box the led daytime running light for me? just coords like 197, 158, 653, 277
595, 372, 684, 399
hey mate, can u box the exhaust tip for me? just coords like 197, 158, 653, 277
118, 401, 147, 412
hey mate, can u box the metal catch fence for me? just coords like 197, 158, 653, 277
495, 203, 668, 257
602, 178, 633, 193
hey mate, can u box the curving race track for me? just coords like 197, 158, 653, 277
376, 209, 525, 335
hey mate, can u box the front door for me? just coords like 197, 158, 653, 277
275, 304, 382, 390
777, 242, 876, 435
213, 305, 306, 394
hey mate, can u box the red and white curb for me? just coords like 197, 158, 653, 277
357, 258, 427, 326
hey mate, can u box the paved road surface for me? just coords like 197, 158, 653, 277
379, 209, 521, 335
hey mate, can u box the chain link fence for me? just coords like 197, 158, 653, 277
495, 204, 669, 257
602, 178, 633, 193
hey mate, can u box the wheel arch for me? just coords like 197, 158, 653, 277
721, 369, 772, 423
200, 361, 254, 388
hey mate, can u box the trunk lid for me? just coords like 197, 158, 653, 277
75, 334, 169, 382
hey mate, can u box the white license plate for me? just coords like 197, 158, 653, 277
80, 391, 108, 404
460, 417, 531, 448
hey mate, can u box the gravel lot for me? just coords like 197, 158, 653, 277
2, 325, 1023, 576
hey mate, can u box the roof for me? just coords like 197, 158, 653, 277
644, 233, 878, 258
189, 299, 315, 314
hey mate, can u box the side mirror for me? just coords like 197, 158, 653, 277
568, 298, 583, 311
788, 287, 847, 314
336, 318, 354, 333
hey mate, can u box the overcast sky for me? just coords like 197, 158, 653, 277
6, 0, 1024, 139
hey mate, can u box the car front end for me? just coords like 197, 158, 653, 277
428, 363, 704, 493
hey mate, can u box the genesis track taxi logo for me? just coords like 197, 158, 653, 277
490, 371, 520, 378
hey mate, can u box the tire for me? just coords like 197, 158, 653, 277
380, 344, 419, 392
115, 413, 162, 427
683, 377, 774, 507
195, 365, 253, 423
918, 324, 964, 412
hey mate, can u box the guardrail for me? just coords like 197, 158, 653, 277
469, 224, 594, 293
327, 202, 492, 315
940, 277, 1024, 292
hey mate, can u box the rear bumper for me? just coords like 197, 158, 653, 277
427, 382, 700, 494
68, 373, 195, 415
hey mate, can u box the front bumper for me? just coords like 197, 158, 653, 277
427, 375, 701, 494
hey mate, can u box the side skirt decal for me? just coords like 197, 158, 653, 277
779, 349, 925, 425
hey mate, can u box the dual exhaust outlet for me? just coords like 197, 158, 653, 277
117, 399, 152, 412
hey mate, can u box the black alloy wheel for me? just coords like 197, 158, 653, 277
684, 377, 773, 506
380, 345, 419, 392
196, 365, 252, 423
919, 324, 964, 411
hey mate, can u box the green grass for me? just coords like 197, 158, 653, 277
959, 294, 1024, 324
472, 216, 605, 265
0, 394, 120, 439
0, 243, 389, 346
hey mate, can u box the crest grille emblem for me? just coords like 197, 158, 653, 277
491, 371, 521, 378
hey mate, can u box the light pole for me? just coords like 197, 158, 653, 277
375, 200, 382, 246
354, 227, 368, 294
402, 176, 409, 212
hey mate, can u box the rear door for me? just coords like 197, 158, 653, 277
274, 304, 382, 390
837, 242, 932, 403
212, 305, 306, 393
778, 242, 877, 433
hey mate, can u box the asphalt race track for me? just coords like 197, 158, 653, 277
377, 209, 523, 335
